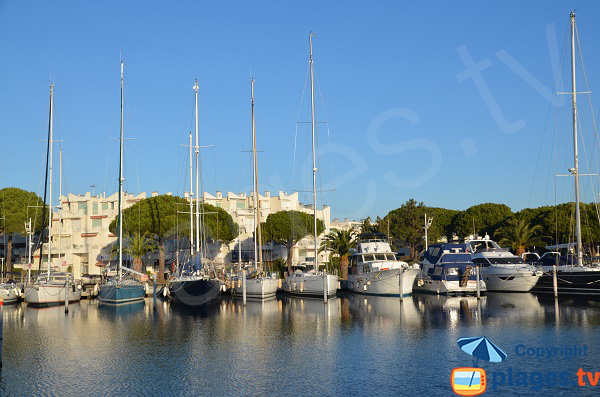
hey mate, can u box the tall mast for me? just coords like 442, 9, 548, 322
118, 61, 125, 282
194, 79, 200, 255
58, 146, 62, 269
309, 32, 319, 272
189, 131, 194, 257
252, 78, 263, 272
47, 83, 54, 281
570, 11, 583, 266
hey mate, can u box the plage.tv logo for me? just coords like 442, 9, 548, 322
451, 337, 507, 396
451, 367, 487, 396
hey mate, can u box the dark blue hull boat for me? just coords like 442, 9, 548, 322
170, 278, 221, 307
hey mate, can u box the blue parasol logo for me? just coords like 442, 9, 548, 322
458, 336, 507, 367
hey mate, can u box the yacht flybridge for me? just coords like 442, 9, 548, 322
342, 233, 419, 296
466, 235, 541, 292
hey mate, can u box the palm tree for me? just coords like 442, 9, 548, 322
320, 229, 356, 280
494, 217, 543, 256
124, 232, 156, 274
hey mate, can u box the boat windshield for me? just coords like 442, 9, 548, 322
469, 240, 501, 252
441, 253, 472, 263
486, 257, 526, 264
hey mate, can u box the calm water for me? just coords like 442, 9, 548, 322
1, 293, 600, 396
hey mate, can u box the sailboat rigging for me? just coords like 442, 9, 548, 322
97, 60, 146, 305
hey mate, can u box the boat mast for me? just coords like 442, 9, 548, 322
252, 78, 263, 272
570, 11, 583, 266
189, 131, 194, 258
309, 32, 319, 272
59, 146, 62, 270
194, 79, 200, 255
118, 61, 125, 283
47, 83, 54, 281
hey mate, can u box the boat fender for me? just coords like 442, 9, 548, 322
72, 284, 76, 293
417, 279, 424, 287
15, 288, 21, 297
163, 286, 168, 297
21, 286, 25, 293
144, 283, 150, 296
77, 284, 82, 290
93, 283, 99, 296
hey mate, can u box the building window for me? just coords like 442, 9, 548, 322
78, 202, 88, 214
93, 202, 98, 215
92, 219, 102, 229
72, 219, 81, 232
215, 202, 221, 208
236, 201, 245, 209
102, 202, 109, 211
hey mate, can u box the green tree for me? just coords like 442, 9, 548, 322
109, 195, 238, 280
360, 217, 377, 233
124, 231, 156, 274
494, 217, 543, 256
383, 199, 426, 259
320, 228, 356, 280
261, 210, 324, 274
453, 203, 513, 238
0, 188, 45, 272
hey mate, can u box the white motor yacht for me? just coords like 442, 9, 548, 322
466, 235, 542, 292
415, 243, 486, 295
341, 233, 419, 296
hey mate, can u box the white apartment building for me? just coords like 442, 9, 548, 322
13, 190, 350, 278
201, 191, 331, 265
29, 191, 150, 279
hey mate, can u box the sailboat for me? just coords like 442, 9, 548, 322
168, 79, 221, 306
527, 12, 600, 295
97, 61, 146, 304
284, 33, 338, 298
25, 83, 82, 307
232, 78, 278, 300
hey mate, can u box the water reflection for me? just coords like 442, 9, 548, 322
1, 293, 600, 396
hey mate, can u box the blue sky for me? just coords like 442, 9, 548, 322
1, 1, 599, 221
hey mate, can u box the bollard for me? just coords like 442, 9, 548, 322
65, 278, 69, 313
323, 270, 328, 304
553, 264, 558, 298
399, 269, 404, 302
0, 298, 3, 368
476, 266, 481, 300
242, 270, 247, 306
153, 273, 157, 311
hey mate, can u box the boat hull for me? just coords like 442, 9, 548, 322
98, 284, 145, 304
284, 274, 337, 297
532, 270, 600, 295
413, 275, 487, 296
481, 270, 540, 292
0, 286, 19, 304
25, 283, 82, 307
170, 279, 221, 306
342, 268, 420, 297
233, 277, 278, 299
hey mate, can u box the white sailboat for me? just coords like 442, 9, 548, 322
284, 33, 337, 298
97, 61, 145, 304
233, 78, 278, 300
25, 83, 82, 307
